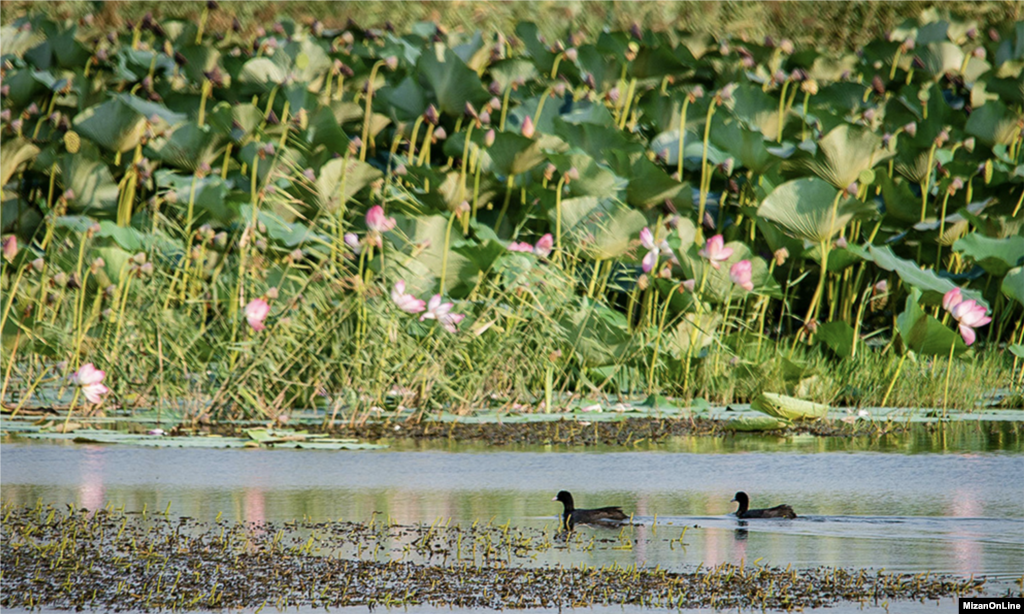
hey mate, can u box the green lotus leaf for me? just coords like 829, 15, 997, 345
877, 173, 922, 222
482, 130, 548, 176
553, 117, 641, 164
551, 195, 647, 260
666, 312, 722, 358
852, 244, 988, 307
624, 156, 690, 208
113, 93, 188, 126
709, 115, 775, 173
896, 287, 967, 357
751, 392, 828, 421
546, 151, 627, 199
315, 158, 383, 214
388, 213, 478, 296
238, 57, 288, 90
965, 100, 1021, 146
147, 122, 221, 171
798, 124, 894, 189
60, 145, 118, 214
1, 137, 39, 187
177, 44, 224, 86
376, 75, 428, 122
306, 106, 351, 155
758, 177, 874, 243
282, 38, 331, 83
416, 44, 489, 116
559, 298, 632, 368
73, 98, 147, 152
242, 205, 327, 248
155, 170, 235, 224
807, 54, 859, 82
816, 320, 855, 357
916, 42, 965, 79
0, 24, 45, 58
1002, 267, 1024, 307
514, 22, 557, 74
730, 83, 782, 138
723, 414, 790, 432
953, 234, 1024, 277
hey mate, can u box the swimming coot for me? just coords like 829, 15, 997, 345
552, 490, 628, 530
731, 491, 797, 519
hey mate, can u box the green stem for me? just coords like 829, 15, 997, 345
359, 61, 385, 162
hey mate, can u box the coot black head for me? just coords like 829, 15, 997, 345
731, 491, 750, 513
552, 490, 575, 510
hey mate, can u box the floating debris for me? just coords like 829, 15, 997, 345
1, 502, 988, 611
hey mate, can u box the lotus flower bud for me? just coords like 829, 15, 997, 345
779, 39, 794, 54
1, 236, 16, 262
544, 163, 557, 181
863, 108, 876, 122
583, 73, 596, 89
489, 81, 502, 96
630, 23, 642, 40
845, 182, 858, 197
90, 257, 105, 274
67, 272, 81, 290
393, 163, 407, 176
487, 97, 502, 112
521, 115, 535, 138
553, 82, 566, 97
31, 257, 44, 272
935, 128, 950, 147
800, 79, 819, 95
302, 168, 316, 182
139, 262, 154, 276
0, 109, 10, 122
484, 129, 495, 147
424, 104, 439, 125
681, 279, 696, 293
265, 287, 279, 300
478, 110, 491, 125
214, 232, 228, 248
433, 126, 447, 140
903, 122, 917, 137
289, 248, 303, 262
774, 70, 787, 84
564, 47, 578, 62
384, 56, 398, 71
803, 318, 819, 334
774, 247, 789, 266
255, 238, 267, 251
11, 118, 22, 132
606, 86, 620, 104
25, 102, 39, 116
949, 177, 964, 194
658, 266, 672, 279
637, 274, 649, 290
835, 236, 848, 249
458, 201, 471, 215
51, 272, 67, 287
565, 167, 580, 181
464, 102, 478, 119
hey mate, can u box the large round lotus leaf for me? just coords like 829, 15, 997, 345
953, 234, 1024, 277
551, 195, 646, 260
758, 177, 874, 243
1002, 267, 1024, 307
798, 124, 894, 189
416, 44, 489, 117
965, 100, 1020, 146
1, 137, 39, 187
73, 98, 147, 153
315, 158, 382, 214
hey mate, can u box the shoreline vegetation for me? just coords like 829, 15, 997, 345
1, 3, 1023, 429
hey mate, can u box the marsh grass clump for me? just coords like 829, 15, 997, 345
0, 502, 991, 611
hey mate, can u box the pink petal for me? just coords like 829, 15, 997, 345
533, 234, 554, 258
959, 324, 976, 346
942, 288, 963, 313
642, 249, 658, 273
639, 227, 655, 250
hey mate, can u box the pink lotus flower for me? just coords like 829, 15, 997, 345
366, 205, 396, 233
950, 299, 992, 346
698, 234, 733, 269
639, 227, 676, 273
729, 259, 754, 291
244, 298, 270, 331
420, 294, 465, 333
2, 236, 16, 262
508, 234, 554, 258
391, 281, 426, 314
70, 363, 109, 404
681, 279, 696, 293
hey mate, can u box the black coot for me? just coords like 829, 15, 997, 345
731, 491, 797, 519
552, 490, 628, 530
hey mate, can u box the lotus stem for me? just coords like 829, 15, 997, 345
617, 78, 637, 130
417, 125, 434, 167
407, 116, 424, 164
697, 100, 717, 238
458, 121, 475, 205
776, 80, 788, 143
554, 173, 568, 258
196, 5, 209, 44
499, 85, 513, 131
676, 98, 689, 180
495, 174, 515, 232
358, 58, 385, 160
534, 86, 553, 125
935, 188, 952, 266
62, 388, 82, 434
439, 210, 458, 293
198, 79, 212, 127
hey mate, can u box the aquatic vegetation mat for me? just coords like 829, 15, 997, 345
0, 503, 988, 611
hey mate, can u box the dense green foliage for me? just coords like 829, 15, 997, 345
1, 5, 1022, 419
